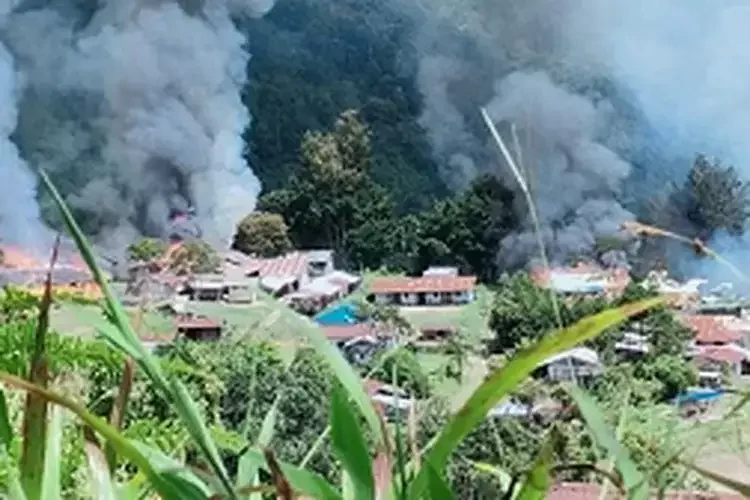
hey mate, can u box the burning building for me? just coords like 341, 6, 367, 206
0, 243, 103, 300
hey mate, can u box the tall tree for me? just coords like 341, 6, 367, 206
232, 211, 292, 257
258, 110, 398, 269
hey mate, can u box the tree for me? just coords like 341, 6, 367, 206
127, 238, 168, 263
487, 273, 607, 352
232, 211, 292, 257
682, 154, 750, 237
411, 174, 517, 279
258, 110, 399, 269
170, 241, 221, 274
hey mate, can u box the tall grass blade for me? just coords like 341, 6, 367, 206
40, 406, 63, 500
330, 385, 374, 500
242, 448, 342, 500
237, 395, 280, 499
425, 461, 454, 500
514, 430, 555, 500
40, 170, 236, 497
302, 322, 384, 445
20, 236, 58, 500
568, 386, 647, 500
38, 170, 170, 394
407, 298, 662, 499
0, 372, 205, 498
83, 428, 117, 500
470, 462, 513, 495
169, 379, 235, 496
107, 357, 134, 472
264, 449, 295, 500
681, 461, 750, 496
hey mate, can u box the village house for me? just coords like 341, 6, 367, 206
182, 273, 257, 304
284, 270, 362, 315
642, 270, 706, 309
536, 347, 604, 382
530, 262, 630, 299
364, 380, 415, 419
368, 268, 477, 307
682, 315, 750, 384
176, 316, 223, 341
614, 331, 650, 358
321, 323, 392, 365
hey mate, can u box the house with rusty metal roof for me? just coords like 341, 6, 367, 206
367, 267, 477, 307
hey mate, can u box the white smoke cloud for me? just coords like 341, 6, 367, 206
0, 0, 269, 252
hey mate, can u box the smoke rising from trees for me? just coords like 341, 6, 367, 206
409, 0, 750, 266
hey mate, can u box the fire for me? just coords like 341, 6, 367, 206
0, 245, 45, 269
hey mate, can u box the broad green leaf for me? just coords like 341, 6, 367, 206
302, 319, 383, 445
408, 298, 662, 499
681, 461, 750, 497
83, 430, 117, 500
330, 385, 374, 500
243, 448, 343, 500
341, 471, 356, 500
568, 386, 647, 500
0, 372, 198, 499
40, 407, 64, 500
425, 461, 454, 500
514, 431, 555, 500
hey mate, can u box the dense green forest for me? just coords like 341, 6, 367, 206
240, 0, 449, 212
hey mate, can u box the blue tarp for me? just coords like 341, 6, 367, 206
674, 388, 724, 405
315, 303, 360, 326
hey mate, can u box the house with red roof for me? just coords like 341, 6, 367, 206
682, 315, 750, 384
368, 267, 477, 307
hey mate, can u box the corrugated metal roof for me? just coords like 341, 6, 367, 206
247, 252, 309, 278
369, 275, 476, 294
682, 315, 742, 344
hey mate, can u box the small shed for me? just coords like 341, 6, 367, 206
538, 348, 603, 382
176, 317, 222, 341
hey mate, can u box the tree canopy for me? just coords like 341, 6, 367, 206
232, 211, 292, 257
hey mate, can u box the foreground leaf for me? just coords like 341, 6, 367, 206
0, 373, 205, 499
568, 386, 647, 500
40, 170, 235, 497
242, 448, 342, 500
408, 298, 662, 499
40, 407, 64, 500
21, 237, 57, 500
302, 320, 383, 445
330, 385, 374, 500
107, 357, 135, 472
681, 461, 750, 497
514, 431, 556, 500
425, 461, 454, 500
84, 429, 117, 500
470, 462, 513, 494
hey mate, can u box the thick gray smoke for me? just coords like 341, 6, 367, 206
411, 0, 750, 268
0, 2, 54, 249
0, 0, 273, 253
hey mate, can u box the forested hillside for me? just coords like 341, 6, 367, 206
240, 0, 449, 212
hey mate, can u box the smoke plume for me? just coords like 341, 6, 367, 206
410, 0, 750, 267
0, 0, 271, 253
